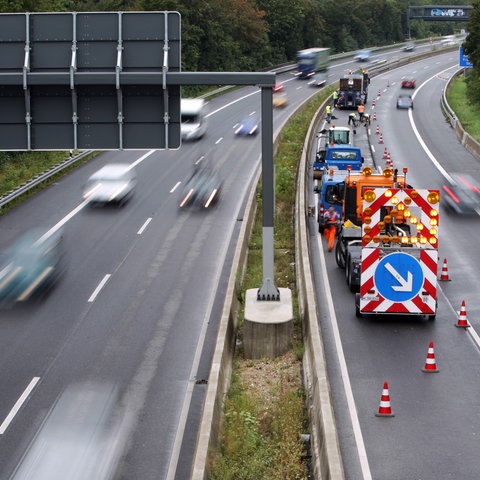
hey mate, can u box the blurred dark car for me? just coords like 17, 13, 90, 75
401, 78, 416, 88
396, 94, 413, 109
442, 173, 480, 215
179, 160, 222, 209
234, 115, 259, 136
0, 228, 64, 307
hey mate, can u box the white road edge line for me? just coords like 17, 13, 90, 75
137, 218, 152, 235
316, 230, 373, 480
407, 65, 480, 349
88, 274, 111, 303
0, 377, 40, 435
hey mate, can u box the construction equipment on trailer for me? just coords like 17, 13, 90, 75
337, 71, 370, 109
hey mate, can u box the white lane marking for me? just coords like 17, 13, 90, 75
170, 181, 181, 193
215, 137, 223, 144
129, 149, 155, 169
316, 233, 373, 480
88, 274, 111, 302
36, 199, 90, 245
408, 65, 457, 184
0, 377, 40, 435
137, 218, 152, 235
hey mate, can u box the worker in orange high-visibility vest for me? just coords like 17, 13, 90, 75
357, 102, 365, 122
323, 205, 339, 251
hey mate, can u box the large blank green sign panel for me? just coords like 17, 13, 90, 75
0, 11, 181, 150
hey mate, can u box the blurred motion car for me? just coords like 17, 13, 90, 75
0, 228, 64, 307
272, 93, 289, 108
403, 42, 415, 51
272, 83, 284, 93
234, 115, 259, 136
9, 381, 129, 480
401, 78, 416, 88
309, 72, 327, 87
83, 164, 136, 207
354, 50, 371, 62
179, 158, 222, 209
396, 94, 413, 109
442, 173, 480, 215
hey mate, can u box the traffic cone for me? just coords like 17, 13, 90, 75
373, 111, 377, 121
455, 300, 470, 328
422, 341, 439, 372
372, 99, 376, 107
378, 133, 384, 144
375, 381, 394, 417
378, 89, 381, 97
382, 147, 388, 158
375, 125, 380, 135
386, 152, 391, 165
439, 258, 450, 281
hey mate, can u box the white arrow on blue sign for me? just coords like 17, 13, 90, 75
374, 252, 424, 302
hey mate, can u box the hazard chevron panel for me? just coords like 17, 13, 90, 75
359, 188, 440, 315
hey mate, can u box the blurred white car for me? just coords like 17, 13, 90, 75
83, 164, 136, 206
9, 382, 129, 480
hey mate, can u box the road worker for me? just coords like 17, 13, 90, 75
325, 104, 332, 123
357, 102, 365, 121
323, 205, 339, 251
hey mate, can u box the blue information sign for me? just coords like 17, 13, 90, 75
459, 46, 473, 67
374, 252, 424, 302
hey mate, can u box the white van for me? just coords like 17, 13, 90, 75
181, 98, 208, 141
83, 163, 136, 206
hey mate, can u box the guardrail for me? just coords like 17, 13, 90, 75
0, 150, 93, 210
441, 68, 480, 163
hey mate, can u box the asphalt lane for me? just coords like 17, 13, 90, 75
310, 52, 480, 480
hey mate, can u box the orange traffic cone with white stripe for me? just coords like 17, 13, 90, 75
422, 341, 439, 372
382, 147, 388, 158
375, 125, 380, 135
373, 111, 377, 121
378, 89, 381, 97
439, 258, 450, 281
378, 133, 384, 144
455, 300, 470, 328
375, 381, 394, 417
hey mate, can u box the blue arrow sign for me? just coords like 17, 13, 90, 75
374, 252, 424, 302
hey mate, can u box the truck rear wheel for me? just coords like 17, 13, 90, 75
335, 241, 345, 269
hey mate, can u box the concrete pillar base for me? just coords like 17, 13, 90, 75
243, 288, 293, 359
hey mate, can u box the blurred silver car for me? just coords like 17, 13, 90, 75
83, 164, 136, 206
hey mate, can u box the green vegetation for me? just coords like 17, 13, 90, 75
447, 73, 480, 140
208, 86, 335, 480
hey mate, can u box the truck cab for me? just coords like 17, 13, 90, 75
313, 126, 353, 179
313, 169, 345, 233
314, 144, 364, 179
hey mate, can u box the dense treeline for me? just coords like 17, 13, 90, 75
463, 1, 480, 103
0, 0, 470, 71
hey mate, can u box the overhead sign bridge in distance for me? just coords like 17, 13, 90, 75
0, 11, 182, 150
408, 5, 472, 21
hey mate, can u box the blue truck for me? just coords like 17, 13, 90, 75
314, 169, 346, 233
296, 47, 330, 79
313, 144, 364, 179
